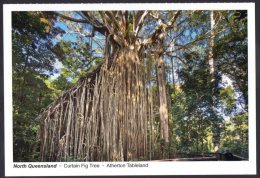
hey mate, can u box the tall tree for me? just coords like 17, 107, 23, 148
38, 11, 182, 161
208, 11, 221, 148
157, 42, 170, 158
12, 11, 64, 161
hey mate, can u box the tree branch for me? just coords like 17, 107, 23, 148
54, 11, 108, 36
135, 11, 149, 37
142, 11, 181, 46
53, 12, 90, 23
165, 54, 187, 66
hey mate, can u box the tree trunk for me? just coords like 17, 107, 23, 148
209, 11, 215, 78
39, 46, 152, 161
209, 11, 220, 148
157, 52, 169, 159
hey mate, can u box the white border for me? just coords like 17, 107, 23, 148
4, 3, 256, 176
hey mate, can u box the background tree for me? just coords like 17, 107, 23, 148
12, 11, 65, 161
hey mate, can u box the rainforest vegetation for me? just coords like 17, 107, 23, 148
12, 10, 248, 162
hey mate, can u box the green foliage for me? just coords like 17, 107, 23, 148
215, 11, 248, 110
12, 12, 60, 161
219, 86, 236, 114
51, 68, 75, 91
12, 12, 100, 162
167, 11, 248, 158
51, 39, 103, 91
220, 113, 248, 158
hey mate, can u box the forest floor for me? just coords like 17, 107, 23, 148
150, 153, 246, 161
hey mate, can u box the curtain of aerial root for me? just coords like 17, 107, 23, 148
38, 48, 154, 161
